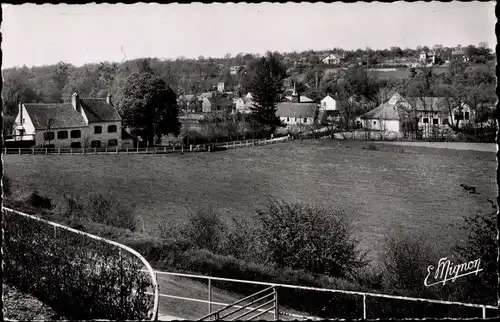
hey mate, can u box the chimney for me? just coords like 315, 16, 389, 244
19, 102, 23, 126
292, 81, 299, 103
71, 92, 81, 113
106, 94, 112, 106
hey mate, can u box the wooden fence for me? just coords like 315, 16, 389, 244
2, 136, 292, 156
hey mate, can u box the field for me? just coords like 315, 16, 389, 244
3, 140, 496, 264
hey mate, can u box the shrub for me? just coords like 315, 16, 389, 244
255, 199, 368, 278
3, 208, 154, 320
86, 193, 137, 231
179, 206, 228, 253
28, 191, 53, 210
366, 143, 379, 151
2, 175, 12, 197
382, 233, 435, 297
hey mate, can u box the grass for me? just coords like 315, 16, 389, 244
3, 140, 496, 264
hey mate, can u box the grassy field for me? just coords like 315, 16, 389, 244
3, 140, 496, 264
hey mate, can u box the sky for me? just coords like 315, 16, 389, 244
1, 2, 496, 68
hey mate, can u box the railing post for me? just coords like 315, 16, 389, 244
155, 271, 159, 321
226, 142, 229, 149
3, 148, 6, 155
54, 225, 57, 238
274, 286, 279, 321
18, 148, 21, 155
116, 147, 118, 154
482, 306, 486, 319
208, 278, 212, 316
94, 147, 97, 154
154, 147, 157, 154
233, 142, 235, 149
58, 148, 61, 155
105, 147, 108, 154
164, 147, 167, 153
362, 294, 367, 320
173, 145, 175, 152
181, 145, 184, 153
32, 148, 35, 155
45, 148, 47, 155
70, 148, 73, 155
126, 147, 129, 154
190, 144, 193, 151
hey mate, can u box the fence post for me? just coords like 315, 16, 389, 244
274, 287, 279, 321
137, 146, 139, 153
3, 148, 6, 155
208, 278, 212, 316
190, 144, 193, 152
126, 147, 129, 154
70, 148, 73, 155
94, 147, 96, 154
45, 148, 47, 155
146, 147, 148, 154
155, 272, 160, 321
226, 142, 229, 149
233, 142, 235, 149
54, 225, 57, 238
164, 147, 167, 153
105, 147, 108, 154
19, 148, 21, 155
173, 145, 175, 152
116, 147, 118, 154
32, 148, 35, 155
58, 148, 61, 155
482, 306, 486, 319
181, 145, 184, 153
362, 294, 367, 320
154, 147, 157, 154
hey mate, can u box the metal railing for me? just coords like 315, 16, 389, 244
197, 286, 278, 321
145, 270, 498, 320
3, 207, 159, 321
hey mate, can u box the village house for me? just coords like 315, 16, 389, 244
361, 103, 402, 133
405, 96, 473, 128
178, 94, 199, 113
419, 51, 437, 65
322, 54, 341, 65
217, 82, 225, 93
230, 66, 241, 75
200, 95, 234, 113
276, 86, 318, 126
12, 93, 123, 148
234, 94, 253, 114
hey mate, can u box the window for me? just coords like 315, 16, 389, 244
91, 140, 101, 148
423, 118, 429, 124
108, 125, 117, 133
464, 112, 469, 120
442, 118, 449, 125
373, 121, 377, 125
455, 113, 463, 120
286, 117, 290, 122
94, 126, 102, 134
57, 131, 68, 139
303, 118, 308, 123
433, 118, 439, 125
22, 118, 25, 125
43, 132, 55, 141
71, 130, 81, 138
295, 118, 298, 122
70, 142, 81, 148
108, 139, 118, 147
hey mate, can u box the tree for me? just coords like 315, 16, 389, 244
248, 54, 286, 134
49, 62, 70, 102
118, 67, 180, 146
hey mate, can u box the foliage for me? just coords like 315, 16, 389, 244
179, 207, 229, 254
3, 208, 154, 320
2, 175, 12, 197
118, 61, 180, 146
453, 209, 497, 305
249, 54, 286, 134
58, 192, 137, 231
255, 199, 368, 278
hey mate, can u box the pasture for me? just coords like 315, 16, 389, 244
3, 140, 496, 264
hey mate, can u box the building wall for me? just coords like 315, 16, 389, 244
320, 96, 337, 111
364, 118, 400, 132
202, 98, 212, 113
87, 121, 122, 147
35, 126, 90, 148
280, 116, 314, 126
14, 105, 36, 137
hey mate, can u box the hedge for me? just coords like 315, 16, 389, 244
3, 208, 154, 320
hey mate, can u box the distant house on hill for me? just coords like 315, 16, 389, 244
322, 54, 341, 65
320, 94, 337, 111
230, 66, 242, 75
12, 93, 124, 148
276, 102, 317, 126
451, 48, 469, 62
235, 95, 253, 114
178, 94, 199, 113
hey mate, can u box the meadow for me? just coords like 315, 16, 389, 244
3, 140, 496, 264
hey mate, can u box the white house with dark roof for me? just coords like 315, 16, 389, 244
361, 103, 402, 132
12, 93, 123, 148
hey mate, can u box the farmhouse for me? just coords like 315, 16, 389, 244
201, 95, 234, 113
406, 97, 473, 128
361, 103, 402, 132
320, 94, 337, 111
234, 95, 253, 114
12, 93, 123, 148
178, 94, 199, 113
277, 103, 317, 126
322, 54, 341, 65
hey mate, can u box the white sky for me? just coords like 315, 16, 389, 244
1, 2, 496, 68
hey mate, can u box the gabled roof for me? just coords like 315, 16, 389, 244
198, 92, 215, 100
207, 96, 234, 107
23, 103, 87, 130
179, 94, 196, 102
406, 97, 450, 112
80, 98, 121, 123
285, 96, 314, 103
277, 102, 317, 118
361, 103, 400, 121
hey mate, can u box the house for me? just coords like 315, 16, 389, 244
12, 93, 123, 148
178, 94, 199, 113
276, 102, 318, 126
217, 82, 225, 93
235, 95, 253, 114
230, 66, 241, 75
320, 94, 337, 111
361, 103, 402, 132
406, 96, 473, 128
322, 54, 341, 65
201, 95, 234, 113
451, 49, 469, 62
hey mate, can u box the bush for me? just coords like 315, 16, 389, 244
179, 206, 228, 253
2, 175, 12, 197
28, 191, 53, 210
86, 193, 137, 231
366, 143, 379, 151
255, 199, 368, 278
3, 208, 154, 320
